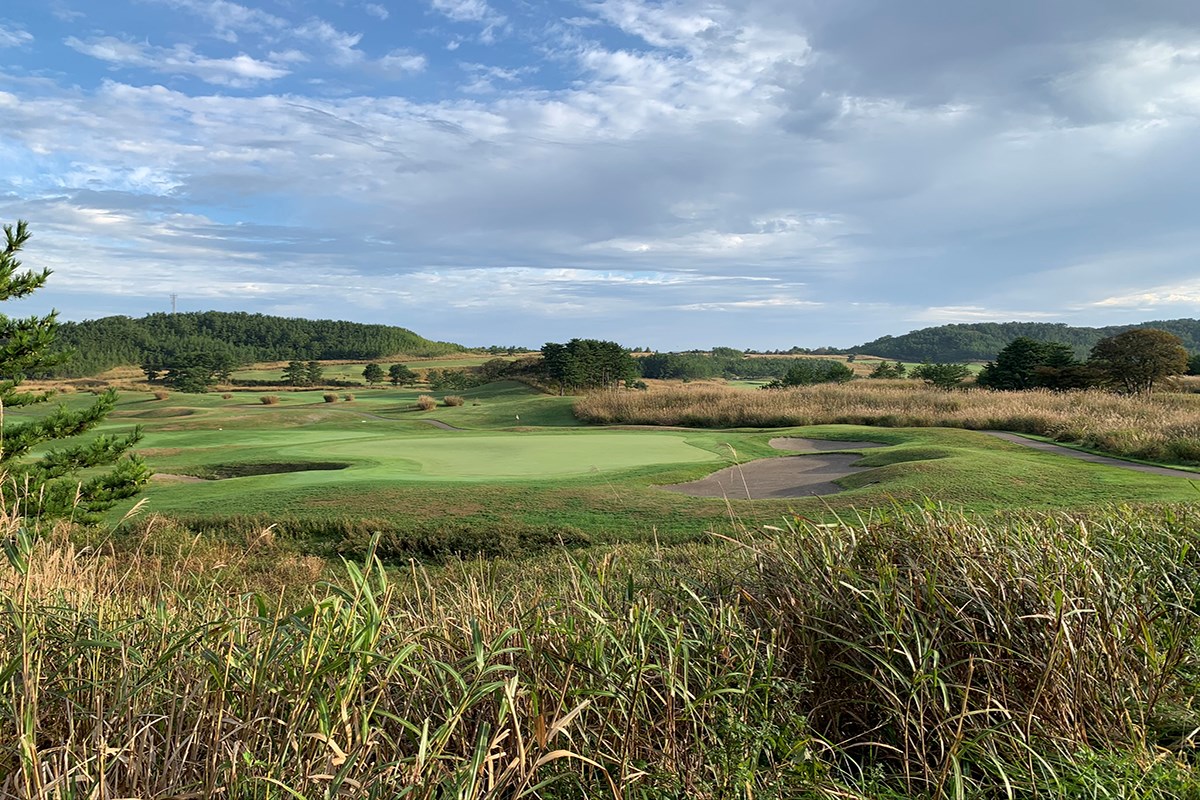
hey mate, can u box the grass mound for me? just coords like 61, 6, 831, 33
3, 504, 1198, 796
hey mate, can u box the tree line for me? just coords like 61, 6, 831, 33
976, 329, 1192, 393
52, 311, 463, 378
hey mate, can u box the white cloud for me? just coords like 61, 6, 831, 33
431, 0, 497, 23
678, 297, 823, 312
146, 0, 287, 42
365, 3, 389, 21
64, 36, 290, 86
429, 0, 507, 42
293, 19, 365, 66
1092, 281, 1200, 309
380, 50, 428, 76
913, 306, 1066, 324
0, 26, 33, 48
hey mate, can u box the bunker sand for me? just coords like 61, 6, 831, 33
664, 438, 885, 499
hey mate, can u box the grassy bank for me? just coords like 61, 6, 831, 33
575, 383, 1200, 465
3, 504, 1199, 797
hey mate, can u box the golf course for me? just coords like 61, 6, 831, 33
12, 376, 1191, 557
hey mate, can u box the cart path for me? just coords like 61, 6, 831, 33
980, 431, 1200, 479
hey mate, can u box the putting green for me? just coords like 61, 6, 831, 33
146, 429, 719, 485
315, 432, 717, 480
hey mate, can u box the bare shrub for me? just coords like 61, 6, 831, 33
260, 395, 280, 405
152, 390, 169, 401
343, 393, 355, 402
221, 393, 233, 400
416, 394, 437, 411
323, 393, 338, 403
443, 395, 465, 407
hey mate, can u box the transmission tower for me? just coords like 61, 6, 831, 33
170, 293, 178, 314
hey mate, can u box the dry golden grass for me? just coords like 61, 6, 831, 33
575, 381, 1200, 464
4, 505, 1199, 797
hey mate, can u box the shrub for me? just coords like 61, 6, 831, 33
443, 395, 465, 407
323, 393, 338, 403
343, 393, 355, 402
260, 395, 279, 405
416, 394, 437, 411
153, 390, 169, 401
221, 393, 233, 400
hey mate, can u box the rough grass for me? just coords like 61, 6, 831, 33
575, 382, 1200, 464
3, 504, 1199, 797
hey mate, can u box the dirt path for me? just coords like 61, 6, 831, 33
981, 431, 1200, 479
422, 419, 466, 431
663, 438, 885, 499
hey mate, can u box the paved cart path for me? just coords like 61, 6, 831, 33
981, 431, 1200, 479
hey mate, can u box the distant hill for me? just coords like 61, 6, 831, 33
51, 311, 463, 377
852, 319, 1200, 363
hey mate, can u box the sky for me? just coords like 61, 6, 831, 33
3, 1, 1200, 350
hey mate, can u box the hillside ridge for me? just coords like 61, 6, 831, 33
852, 318, 1200, 362
53, 310, 463, 377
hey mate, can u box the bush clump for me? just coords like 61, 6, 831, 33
416, 394, 437, 411
442, 395, 465, 407
323, 393, 338, 403
259, 395, 279, 405
221, 393, 233, 400
152, 390, 169, 401
343, 393, 355, 402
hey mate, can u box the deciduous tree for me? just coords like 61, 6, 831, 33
1088, 329, 1189, 393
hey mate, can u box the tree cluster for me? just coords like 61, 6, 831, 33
283, 360, 324, 387
639, 351, 853, 381
975, 338, 1096, 391
540, 339, 638, 394
762, 360, 854, 389
142, 345, 237, 393
868, 361, 907, 379
979, 330, 1190, 394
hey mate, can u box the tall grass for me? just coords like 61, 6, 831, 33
3, 503, 1199, 796
575, 382, 1200, 464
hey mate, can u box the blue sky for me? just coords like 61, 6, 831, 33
2, 0, 1200, 349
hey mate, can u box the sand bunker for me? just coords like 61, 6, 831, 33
663, 437, 885, 499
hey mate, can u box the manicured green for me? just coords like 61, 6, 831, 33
19, 382, 1200, 552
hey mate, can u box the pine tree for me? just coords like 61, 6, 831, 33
0, 221, 149, 519
283, 360, 309, 386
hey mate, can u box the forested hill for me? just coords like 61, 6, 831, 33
51, 311, 462, 377
853, 319, 1200, 362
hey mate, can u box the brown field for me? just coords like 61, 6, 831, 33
575, 381, 1200, 464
